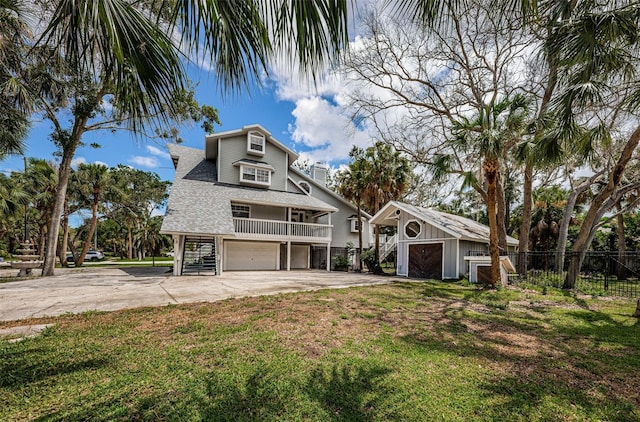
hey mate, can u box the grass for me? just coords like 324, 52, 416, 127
1, 281, 639, 421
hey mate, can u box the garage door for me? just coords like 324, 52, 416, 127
408, 243, 443, 279
290, 245, 309, 269
224, 241, 279, 271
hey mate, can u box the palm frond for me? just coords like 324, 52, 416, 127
39, 0, 185, 131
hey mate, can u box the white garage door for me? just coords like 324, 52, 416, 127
224, 241, 279, 271
290, 245, 309, 269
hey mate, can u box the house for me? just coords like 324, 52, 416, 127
160, 124, 372, 275
370, 201, 518, 280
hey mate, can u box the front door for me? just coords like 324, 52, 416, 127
408, 243, 443, 279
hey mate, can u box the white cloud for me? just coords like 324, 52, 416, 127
71, 157, 87, 168
287, 96, 371, 163
146, 145, 170, 159
94, 161, 108, 167
129, 156, 159, 168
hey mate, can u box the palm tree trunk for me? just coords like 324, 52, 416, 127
518, 160, 533, 275
76, 198, 99, 266
58, 199, 70, 267
42, 142, 78, 275
565, 125, 640, 288
496, 177, 508, 254
484, 156, 501, 287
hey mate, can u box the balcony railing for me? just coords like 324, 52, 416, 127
233, 217, 332, 241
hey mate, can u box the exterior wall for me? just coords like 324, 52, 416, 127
217, 133, 289, 190
289, 172, 370, 248
395, 210, 458, 279
247, 204, 287, 221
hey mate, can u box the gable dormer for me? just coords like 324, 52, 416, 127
205, 124, 298, 190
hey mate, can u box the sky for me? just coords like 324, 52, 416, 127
0, 5, 376, 184
0, 63, 369, 183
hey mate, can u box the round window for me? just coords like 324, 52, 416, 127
405, 221, 421, 238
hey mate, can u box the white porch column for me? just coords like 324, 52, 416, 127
173, 234, 185, 276
216, 236, 223, 276
326, 212, 332, 272
326, 242, 331, 271
286, 207, 292, 271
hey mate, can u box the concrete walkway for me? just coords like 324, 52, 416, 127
0, 267, 395, 322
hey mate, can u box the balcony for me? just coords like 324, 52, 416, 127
233, 217, 332, 242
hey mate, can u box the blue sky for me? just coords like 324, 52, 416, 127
0, 4, 378, 183
0, 64, 347, 183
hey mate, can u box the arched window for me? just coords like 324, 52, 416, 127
299, 181, 311, 194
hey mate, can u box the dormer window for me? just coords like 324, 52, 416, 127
247, 131, 265, 156
240, 164, 271, 187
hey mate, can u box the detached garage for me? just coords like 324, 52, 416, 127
371, 201, 518, 280
224, 241, 280, 271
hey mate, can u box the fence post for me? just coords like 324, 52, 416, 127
604, 250, 609, 292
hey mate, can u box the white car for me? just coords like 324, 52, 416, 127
85, 250, 104, 261
67, 250, 104, 262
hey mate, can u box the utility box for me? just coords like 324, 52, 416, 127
464, 256, 515, 285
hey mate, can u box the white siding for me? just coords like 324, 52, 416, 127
396, 210, 459, 279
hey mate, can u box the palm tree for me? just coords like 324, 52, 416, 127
19, 0, 539, 276
0, 0, 31, 158
34, 0, 352, 276
451, 94, 531, 286
337, 147, 369, 271
547, 1, 640, 288
360, 142, 411, 272
71, 163, 110, 266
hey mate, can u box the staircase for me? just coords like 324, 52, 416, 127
182, 237, 217, 275
379, 234, 398, 262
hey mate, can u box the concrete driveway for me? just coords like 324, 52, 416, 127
0, 267, 395, 322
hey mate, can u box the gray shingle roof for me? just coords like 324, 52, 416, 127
161, 144, 337, 236
373, 201, 519, 246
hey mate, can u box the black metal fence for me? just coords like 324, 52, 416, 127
505, 250, 640, 298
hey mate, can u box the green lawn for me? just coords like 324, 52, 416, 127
1, 281, 639, 421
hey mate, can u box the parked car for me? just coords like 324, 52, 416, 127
67, 250, 104, 262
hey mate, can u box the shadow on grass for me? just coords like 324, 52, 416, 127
476, 370, 639, 420
395, 295, 640, 420
0, 345, 111, 389
199, 363, 392, 421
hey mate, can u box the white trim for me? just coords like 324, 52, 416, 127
404, 219, 422, 239
456, 238, 460, 278
247, 131, 266, 156
240, 164, 271, 187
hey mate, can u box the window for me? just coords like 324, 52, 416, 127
299, 181, 311, 194
231, 204, 250, 218
405, 220, 421, 238
350, 219, 360, 233
247, 131, 265, 155
240, 165, 271, 187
